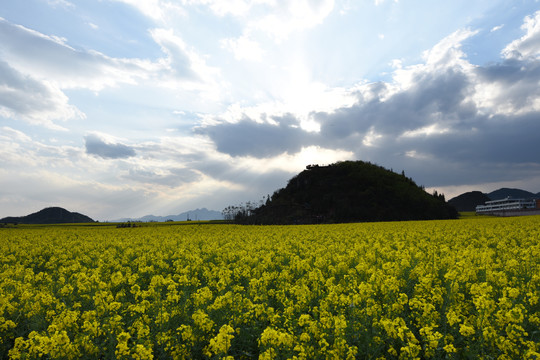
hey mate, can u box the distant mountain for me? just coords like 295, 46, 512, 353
231, 161, 458, 224
448, 191, 491, 212
487, 188, 538, 200
0, 207, 95, 224
448, 188, 540, 212
115, 208, 223, 222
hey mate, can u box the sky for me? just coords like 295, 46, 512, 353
1, 0, 540, 221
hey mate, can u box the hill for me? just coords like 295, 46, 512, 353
0, 207, 95, 224
234, 161, 458, 224
114, 208, 223, 222
487, 188, 538, 200
448, 188, 540, 212
448, 191, 491, 212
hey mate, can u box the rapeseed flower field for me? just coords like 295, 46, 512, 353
1, 216, 539, 359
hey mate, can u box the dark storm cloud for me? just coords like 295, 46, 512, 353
200, 67, 477, 162
453, 112, 540, 163
317, 68, 473, 142
476, 57, 540, 111
85, 134, 136, 159
198, 114, 317, 157
326, 58, 540, 188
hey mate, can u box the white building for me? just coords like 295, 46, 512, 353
476, 197, 539, 214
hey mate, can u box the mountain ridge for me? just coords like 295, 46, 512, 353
113, 208, 223, 222
487, 188, 539, 200
448, 188, 540, 212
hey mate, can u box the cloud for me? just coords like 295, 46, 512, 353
123, 167, 201, 187
85, 134, 136, 159
474, 57, 540, 115
251, 0, 336, 42
0, 18, 154, 91
0, 18, 218, 90
150, 28, 204, 81
0, 126, 32, 143
0, 60, 84, 129
198, 24, 540, 189
502, 10, 540, 59
374, 0, 398, 5
45, 0, 74, 8
0, 17, 222, 127
110, 0, 186, 22
187, 0, 337, 61
4, 4, 540, 220
421, 28, 478, 69
0, 166, 149, 220
0, 128, 229, 219
187, 0, 256, 17
221, 34, 265, 62
198, 114, 318, 157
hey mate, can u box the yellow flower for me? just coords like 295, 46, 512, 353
115, 331, 131, 358
443, 344, 457, 353
204, 324, 235, 356
459, 324, 475, 337
132, 344, 153, 360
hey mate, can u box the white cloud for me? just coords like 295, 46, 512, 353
0, 166, 145, 220
111, 0, 186, 22
114, 0, 164, 20
362, 127, 383, 147
0, 18, 223, 127
0, 128, 232, 219
389, 29, 477, 94
374, 0, 398, 5
149, 28, 223, 95
221, 34, 265, 62
0, 17, 218, 91
187, 0, 261, 17
400, 124, 451, 138
0, 128, 85, 171
404, 150, 431, 160
45, 0, 74, 8
0, 127, 32, 143
0, 18, 156, 91
238, 146, 355, 174
251, 0, 336, 42
502, 10, 540, 59
183, 0, 336, 42
422, 28, 478, 68
150, 28, 198, 79
0, 60, 84, 129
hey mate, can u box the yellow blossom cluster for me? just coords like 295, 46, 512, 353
1, 216, 539, 359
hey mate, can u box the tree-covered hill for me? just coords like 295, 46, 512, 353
0, 207, 94, 224
235, 161, 457, 224
448, 191, 492, 212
